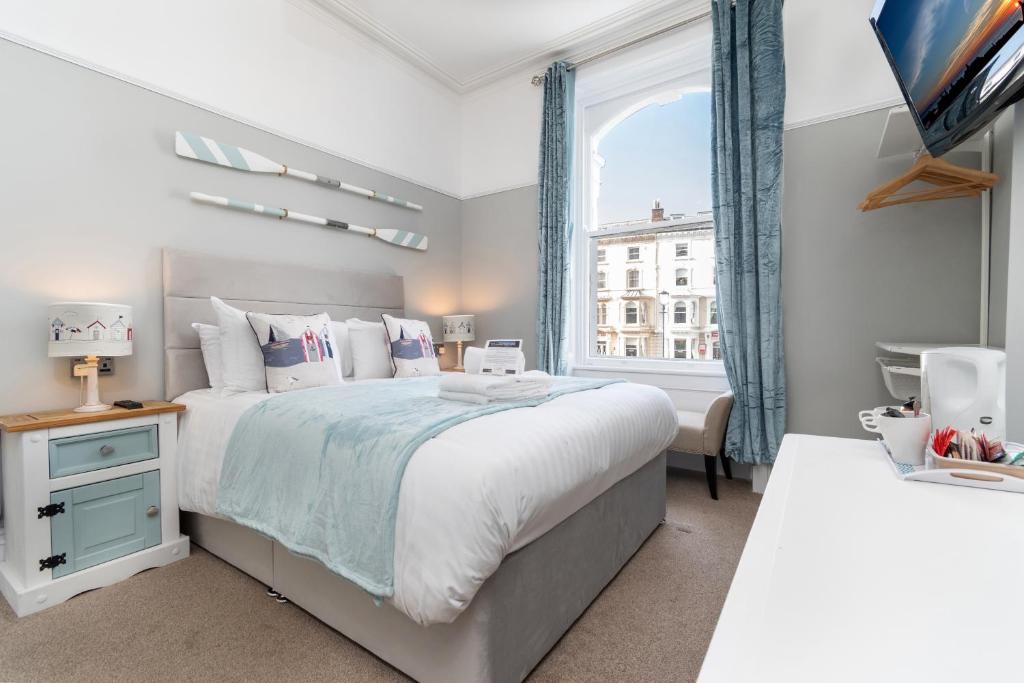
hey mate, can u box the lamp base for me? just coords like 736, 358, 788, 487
73, 355, 112, 413
74, 403, 112, 413
454, 341, 465, 371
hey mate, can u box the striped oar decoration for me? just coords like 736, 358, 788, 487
189, 192, 428, 251
176, 132, 424, 212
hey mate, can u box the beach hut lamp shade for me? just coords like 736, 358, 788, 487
48, 302, 133, 412
442, 315, 475, 370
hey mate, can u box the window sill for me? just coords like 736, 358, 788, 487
573, 361, 727, 378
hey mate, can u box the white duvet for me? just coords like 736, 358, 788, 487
176, 379, 677, 625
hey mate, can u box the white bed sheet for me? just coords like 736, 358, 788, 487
175, 379, 677, 625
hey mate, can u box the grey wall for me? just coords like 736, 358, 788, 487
989, 109, 1014, 349
461, 186, 540, 370
783, 108, 982, 438
0, 39, 462, 414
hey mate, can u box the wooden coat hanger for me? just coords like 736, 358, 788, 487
859, 153, 999, 211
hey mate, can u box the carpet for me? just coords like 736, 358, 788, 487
0, 468, 760, 682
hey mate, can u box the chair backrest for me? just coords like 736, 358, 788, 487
704, 391, 735, 454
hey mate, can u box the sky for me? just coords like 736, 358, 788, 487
596, 92, 712, 225
877, 0, 1018, 110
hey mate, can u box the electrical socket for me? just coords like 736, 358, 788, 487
69, 357, 115, 377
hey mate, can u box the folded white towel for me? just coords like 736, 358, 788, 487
438, 370, 552, 403
437, 390, 490, 405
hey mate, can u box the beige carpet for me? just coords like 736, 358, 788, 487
0, 469, 760, 682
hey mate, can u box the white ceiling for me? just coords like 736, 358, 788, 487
311, 0, 705, 92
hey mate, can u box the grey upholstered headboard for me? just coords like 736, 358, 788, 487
162, 249, 404, 400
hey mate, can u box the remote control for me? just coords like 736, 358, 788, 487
113, 400, 144, 410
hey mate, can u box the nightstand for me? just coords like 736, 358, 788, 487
0, 401, 190, 616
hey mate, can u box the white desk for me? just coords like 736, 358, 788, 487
699, 433, 1024, 683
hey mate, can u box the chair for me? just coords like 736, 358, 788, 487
669, 391, 734, 500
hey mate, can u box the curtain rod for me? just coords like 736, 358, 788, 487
530, 9, 713, 86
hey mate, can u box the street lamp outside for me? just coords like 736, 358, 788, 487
658, 290, 670, 359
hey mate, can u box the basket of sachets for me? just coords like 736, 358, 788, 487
929, 427, 1024, 479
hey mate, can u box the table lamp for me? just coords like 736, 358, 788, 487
442, 314, 475, 371
48, 302, 133, 412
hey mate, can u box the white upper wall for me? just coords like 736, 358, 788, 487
459, 0, 904, 199
1, 0, 902, 199
0, 0, 463, 197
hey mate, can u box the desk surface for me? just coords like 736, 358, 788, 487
699, 433, 1024, 683
0, 401, 185, 433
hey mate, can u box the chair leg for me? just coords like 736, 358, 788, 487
704, 455, 719, 500
721, 451, 733, 480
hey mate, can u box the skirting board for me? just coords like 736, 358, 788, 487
182, 451, 667, 683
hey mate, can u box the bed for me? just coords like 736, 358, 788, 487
163, 249, 677, 682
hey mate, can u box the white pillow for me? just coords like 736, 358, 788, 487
381, 314, 440, 378
246, 312, 343, 392
211, 296, 267, 392
330, 321, 354, 378
191, 323, 224, 390
346, 319, 393, 380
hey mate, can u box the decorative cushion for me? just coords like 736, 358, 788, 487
246, 312, 343, 392
346, 319, 394, 380
191, 322, 224, 391
381, 314, 440, 378
211, 297, 267, 393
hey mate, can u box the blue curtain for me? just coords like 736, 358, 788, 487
711, 0, 786, 465
536, 61, 576, 375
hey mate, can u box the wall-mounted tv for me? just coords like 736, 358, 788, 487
871, 0, 1024, 157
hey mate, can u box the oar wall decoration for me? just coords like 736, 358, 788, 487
190, 192, 428, 251
176, 132, 424, 212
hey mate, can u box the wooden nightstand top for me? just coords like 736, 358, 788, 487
0, 401, 185, 433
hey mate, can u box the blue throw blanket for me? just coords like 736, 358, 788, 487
215, 375, 622, 598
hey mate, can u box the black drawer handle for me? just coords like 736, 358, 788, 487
99, 444, 116, 456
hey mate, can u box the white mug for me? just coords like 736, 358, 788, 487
859, 409, 931, 466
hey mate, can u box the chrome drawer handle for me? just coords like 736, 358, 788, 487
146, 505, 159, 518
99, 445, 116, 456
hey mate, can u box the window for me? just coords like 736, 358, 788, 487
574, 40, 721, 368
596, 341, 608, 355
712, 341, 721, 360
597, 270, 607, 289
624, 301, 639, 325
709, 300, 718, 325
674, 301, 687, 324
626, 269, 640, 289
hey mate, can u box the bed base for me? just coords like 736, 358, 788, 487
182, 452, 666, 683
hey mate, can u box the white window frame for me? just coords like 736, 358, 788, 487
675, 268, 689, 287
675, 241, 690, 259
626, 246, 641, 262
673, 300, 687, 324
626, 268, 641, 289
568, 19, 724, 377
597, 270, 607, 289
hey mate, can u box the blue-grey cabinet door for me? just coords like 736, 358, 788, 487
50, 471, 161, 578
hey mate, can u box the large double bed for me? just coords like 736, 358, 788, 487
163, 249, 677, 682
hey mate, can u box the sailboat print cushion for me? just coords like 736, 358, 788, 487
381, 314, 441, 378
246, 312, 343, 393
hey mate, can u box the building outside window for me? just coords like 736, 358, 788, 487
712, 340, 721, 360
676, 242, 689, 258
709, 300, 717, 325
626, 269, 641, 289
674, 338, 687, 359
624, 301, 639, 324
597, 302, 607, 325
627, 246, 640, 261
596, 340, 608, 355
676, 268, 689, 287
597, 270, 607, 289
674, 301, 686, 324
597, 248, 606, 262
624, 340, 639, 357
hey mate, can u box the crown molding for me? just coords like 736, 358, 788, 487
308, 0, 707, 94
